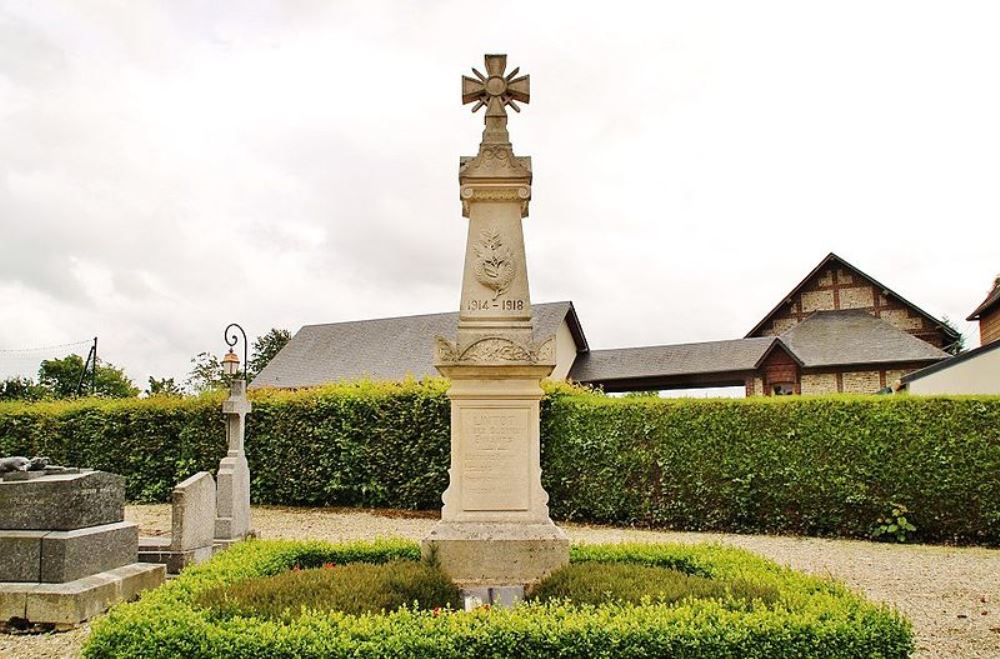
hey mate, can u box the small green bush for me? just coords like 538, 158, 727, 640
196, 560, 460, 619
529, 562, 781, 608
1, 381, 996, 544
84, 539, 914, 658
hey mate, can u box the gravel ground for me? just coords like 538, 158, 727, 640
2, 504, 997, 659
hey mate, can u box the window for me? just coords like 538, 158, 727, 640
772, 383, 795, 396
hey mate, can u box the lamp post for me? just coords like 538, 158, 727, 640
223, 323, 248, 381
215, 322, 254, 546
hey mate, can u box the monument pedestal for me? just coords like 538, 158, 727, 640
422, 366, 568, 587
0, 469, 165, 626
423, 521, 567, 587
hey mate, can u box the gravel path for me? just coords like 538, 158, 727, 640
2, 505, 997, 659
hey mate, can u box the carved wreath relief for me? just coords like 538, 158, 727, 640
473, 227, 516, 299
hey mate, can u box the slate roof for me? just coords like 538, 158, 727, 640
250, 302, 584, 389
967, 279, 1000, 321
746, 253, 959, 341
569, 337, 774, 383
776, 310, 949, 367
570, 310, 948, 386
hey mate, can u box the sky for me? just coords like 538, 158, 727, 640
1, 1, 998, 389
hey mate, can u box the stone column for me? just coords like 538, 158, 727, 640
214, 379, 253, 545
422, 54, 569, 587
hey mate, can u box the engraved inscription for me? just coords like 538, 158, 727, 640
466, 298, 525, 312
461, 408, 529, 511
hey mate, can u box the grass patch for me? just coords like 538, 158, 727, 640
196, 560, 460, 619
529, 562, 781, 608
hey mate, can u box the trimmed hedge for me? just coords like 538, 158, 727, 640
0, 381, 997, 544
83, 539, 914, 658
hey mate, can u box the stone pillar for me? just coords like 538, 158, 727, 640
422, 54, 568, 587
215, 379, 253, 545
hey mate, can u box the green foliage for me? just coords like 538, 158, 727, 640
0, 383, 996, 545
38, 354, 138, 398
528, 562, 781, 608
196, 560, 460, 620
146, 376, 184, 397
185, 352, 230, 393
84, 539, 914, 659
872, 503, 918, 543
248, 328, 292, 381
541, 393, 1000, 546
939, 316, 966, 355
0, 376, 48, 402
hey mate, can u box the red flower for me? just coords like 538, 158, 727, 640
292, 564, 302, 572
432, 607, 442, 617
323, 562, 336, 570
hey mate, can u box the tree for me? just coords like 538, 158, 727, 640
0, 376, 49, 402
248, 328, 291, 380
940, 316, 966, 355
185, 352, 227, 393
37, 354, 138, 399
145, 376, 184, 397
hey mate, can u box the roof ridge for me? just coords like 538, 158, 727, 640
588, 336, 774, 353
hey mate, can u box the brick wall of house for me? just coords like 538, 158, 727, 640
841, 370, 882, 394
755, 264, 950, 348
759, 349, 799, 395
800, 373, 837, 395
980, 306, 1000, 346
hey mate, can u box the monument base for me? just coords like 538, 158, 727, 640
138, 537, 217, 575
422, 521, 568, 587
0, 562, 165, 627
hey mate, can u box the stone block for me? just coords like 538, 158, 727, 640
460, 586, 490, 611
423, 521, 568, 586
0, 471, 124, 531
40, 522, 138, 583
490, 585, 524, 608
215, 454, 251, 541
138, 539, 215, 575
7, 562, 166, 626
172, 472, 216, 552
0, 531, 45, 582
0, 589, 27, 621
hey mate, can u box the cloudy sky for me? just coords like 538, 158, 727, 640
1, 1, 998, 388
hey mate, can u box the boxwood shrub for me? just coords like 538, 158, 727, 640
83, 539, 914, 658
0, 381, 996, 544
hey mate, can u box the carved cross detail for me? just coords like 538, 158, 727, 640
462, 54, 530, 119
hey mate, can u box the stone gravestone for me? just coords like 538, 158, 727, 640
0, 466, 165, 628
422, 54, 569, 593
138, 471, 217, 574
215, 379, 253, 546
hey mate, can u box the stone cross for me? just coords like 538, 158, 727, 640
462, 54, 529, 146
215, 379, 253, 544
221, 380, 252, 455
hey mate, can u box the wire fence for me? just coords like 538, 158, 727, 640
0, 339, 95, 381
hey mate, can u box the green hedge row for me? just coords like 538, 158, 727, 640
83, 539, 914, 658
0, 381, 997, 544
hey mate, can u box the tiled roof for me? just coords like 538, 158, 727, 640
571, 310, 948, 386
569, 337, 774, 383
778, 310, 949, 367
249, 302, 579, 389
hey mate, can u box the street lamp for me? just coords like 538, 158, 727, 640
223, 323, 248, 381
